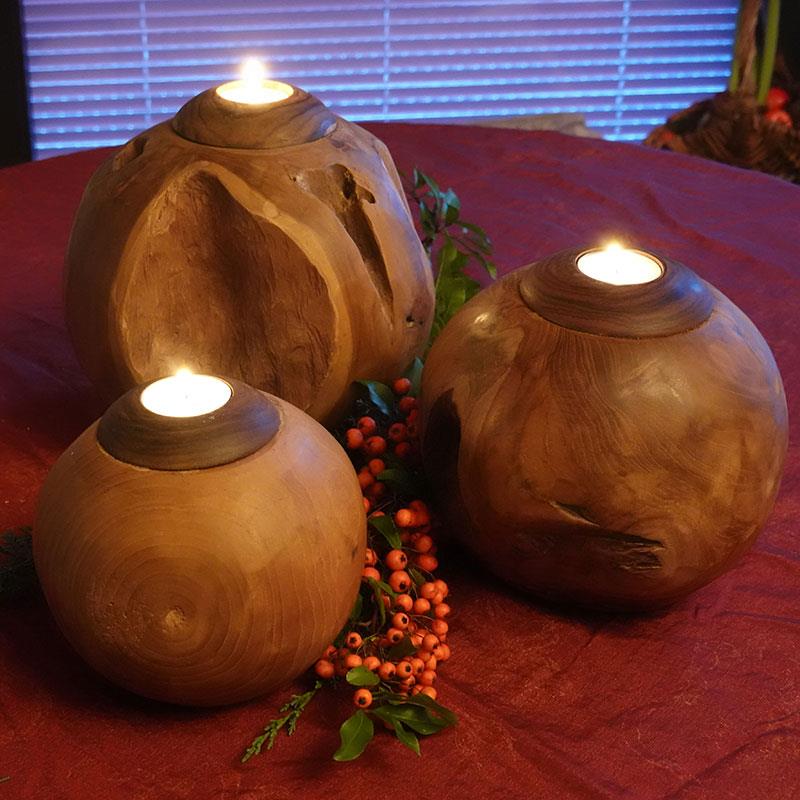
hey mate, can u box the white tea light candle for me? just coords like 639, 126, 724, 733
216, 58, 294, 105
140, 370, 232, 417
577, 242, 663, 286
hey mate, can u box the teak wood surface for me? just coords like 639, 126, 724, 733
422, 248, 788, 611
65, 88, 433, 424
34, 395, 366, 706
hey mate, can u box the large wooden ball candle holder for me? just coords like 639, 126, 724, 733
422, 245, 788, 611
34, 373, 365, 706
65, 62, 433, 424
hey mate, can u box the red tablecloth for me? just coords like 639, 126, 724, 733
1, 124, 799, 800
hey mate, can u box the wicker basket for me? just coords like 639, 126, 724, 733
644, 1, 800, 183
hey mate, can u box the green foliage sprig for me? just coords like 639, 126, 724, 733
406, 168, 496, 346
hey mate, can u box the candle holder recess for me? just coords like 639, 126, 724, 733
33, 376, 366, 706
421, 247, 788, 611
65, 74, 433, 424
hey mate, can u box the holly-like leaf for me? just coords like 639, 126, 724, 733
386, 635, 417, 661
368, 515, 402, 550
333, 710, 374, 762
373, 702, 443, 735
387, 692, 458, 729
403, 357, 424, 397
348, 592, 363, 624
346, 666, 380, 687
356, 380, 394, 418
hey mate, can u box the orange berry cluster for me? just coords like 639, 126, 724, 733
314, 375, 452, 710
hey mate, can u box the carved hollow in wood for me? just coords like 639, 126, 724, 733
97, 378, 280, 471
422, 248, 788, 611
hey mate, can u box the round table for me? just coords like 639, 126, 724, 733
1, 124, 799, 799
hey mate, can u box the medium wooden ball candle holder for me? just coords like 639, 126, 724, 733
34, 373, 366, 706
65, 63, 433, 425
422, 245, 788, 611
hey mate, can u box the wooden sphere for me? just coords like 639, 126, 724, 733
34, 381, 365, 706
65, 84, 433, 425
422, 248, 788, 611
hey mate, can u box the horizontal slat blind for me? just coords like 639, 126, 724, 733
22, 0, 738, 159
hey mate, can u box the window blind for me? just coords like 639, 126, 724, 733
21, 0, 738, 160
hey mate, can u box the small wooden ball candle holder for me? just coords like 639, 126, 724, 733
34, 373, 365, 706
422, 245, 788, 611
65, 63, 434, 424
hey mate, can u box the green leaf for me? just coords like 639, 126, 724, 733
373, 702, 444, 735
389, 717, 421, 755
443, 189, 461, 225
356, 380, 394, 417
368, 515, 402, 550
408, 567, 426, 587
387, 693, 458, 729
333, 711, 374, 762
386, 635, 417, 661
366, 578, 389, 626
378, 468, 424, 498
403, 356, 424, 397
346, 666, 380, 687
348, 592, 363, 624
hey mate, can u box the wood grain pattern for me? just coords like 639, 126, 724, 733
97, 378, 279, 470
65, 93, 433, 425
172, 85, 337, 149
34, 396, 366, 706
422, 251, 788, 611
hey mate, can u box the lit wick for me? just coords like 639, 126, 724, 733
140, 369, 232, 418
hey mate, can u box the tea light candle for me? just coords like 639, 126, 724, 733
140, 369, 232, 418
216, 58, 294, 105
577, 242, 663, 286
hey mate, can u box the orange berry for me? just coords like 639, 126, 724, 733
394, 442, 412, 459
410, 632, 423, 648
314, 659, 335, 679
409, 500, 428, 514
431, 620, 449, 638
394, 593, 413, 612
343, 654, 363, 670
398, 396, 417, 414
415, 554, 438, 572
367, 458, 385, 477
357, 416, 377, 436
362, 497, 371, 513
424, 655, 437, 671
411, 685, 424, 696
388, 422, 407, 443
381, 594, 392, 609
437, 644, 451, 662
345, 428, 364, 449
395, 661, 414, 679
422, 633, 439, 652
406, 408, 420, 425
412, 597, 431, 615
410, 657, 426, 675
415, 534, 434, 554
393, 377, 412, 395
324, 644, 337, 659
434, 579, 449, 598
358, 470, 374, 490
434, 603, 450, 619
419, 670, 436, 687
367, 481, 386, 499
420, 582, 437, 600
361, 567, 380, 582
386, 627, 404, 645
395, 508, 415, 528
378, 661, 396, 680
388, 570, 412, 593
766, 108, 792, 126
385, 549, 408, 570
431, 591, 444, 606
392, 612, 410, 630
364, 548, 378, 566
421, 686, 437, 700
353, 688, 373, 708
364, 436, 387, 456
401, 675, 416, 688
363, 655, 381, 671
407, 422, 419, 439
346, 632, 363, 649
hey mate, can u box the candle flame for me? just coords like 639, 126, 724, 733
241, 57, 267, 85
175, 367, 193, 378
604, 241, 623, 253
